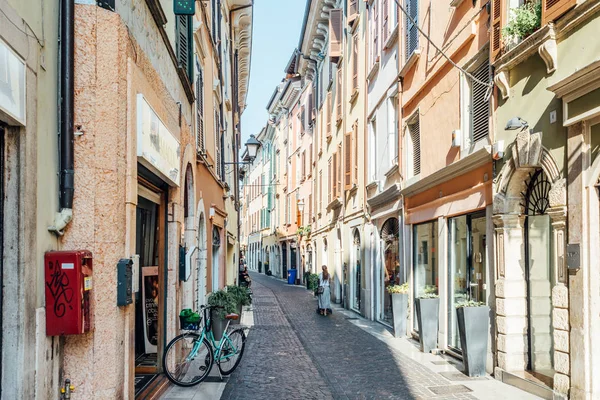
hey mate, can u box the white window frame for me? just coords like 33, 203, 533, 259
369, 118, 377, 183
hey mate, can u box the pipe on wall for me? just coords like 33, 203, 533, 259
49, 0, 75, 235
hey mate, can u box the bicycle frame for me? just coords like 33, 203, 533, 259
185, 307, 240, 365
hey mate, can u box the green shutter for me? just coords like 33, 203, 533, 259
176, 15, 194, 83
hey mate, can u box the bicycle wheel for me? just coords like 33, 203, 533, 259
217, 329, 246, 375
163, 333, 214, 387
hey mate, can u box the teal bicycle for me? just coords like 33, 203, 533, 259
162, 305, 246, 387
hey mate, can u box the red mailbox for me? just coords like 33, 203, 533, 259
44, 250, 93, 335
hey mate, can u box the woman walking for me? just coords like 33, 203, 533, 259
318, 265, 331, 316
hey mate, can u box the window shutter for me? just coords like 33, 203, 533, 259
406, 0, 419, 59
337, 145, 342, 198
176, 15, 193, 81
309, 143, 313, 168
349, 0, 358, 19
336, 68, 343, 121
333, 152, 338, 198
471, 60, 491, 143
196, 69, 205, 153
319, 170, 323, 212
344, 131, 352, 190
409, 117, 421, 176
308, 193, 313, 222
353, 122, 358, 183
328, 158, 332, 203
301, 105, 306, 133
329, 9, 343, 63
542, 0, 576, 25
382, 0, 389, 45
372, 4, 379, 66
326, 92, 332, 139
490, 0, 505, 61
308, 92, 314, 125
352, 33, 359, 90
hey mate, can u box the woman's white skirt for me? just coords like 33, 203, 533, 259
318, 286, 331, 310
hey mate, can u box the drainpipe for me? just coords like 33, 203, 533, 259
50, 0, 75, 235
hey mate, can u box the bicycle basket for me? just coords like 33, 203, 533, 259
179, 309, 201, 330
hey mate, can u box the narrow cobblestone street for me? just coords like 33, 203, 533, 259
219, 273, 539, 400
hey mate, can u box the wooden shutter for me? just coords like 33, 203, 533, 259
471, 60, 491, 143
177, 15, 193, 81
490, 0, 505, 61
308, 92, 314, 124
326, 92, 332, 139
329, 9, 343, 63
406, 0, 418, 58
319, 170, 323, 212
301, 105, 306, 133
353, 122, 358, 183
382, 0, 388, 45
196, 69, 205, 153
336, 68, 343, 121
409, 117, 421, 176
308, 193, 313, 222
344, 131, 352, 190
328, 158, 332, 203
333, 152, 338, 198
353, 33, 358, 91
337, 145, 342, 197
349, 0, 358, 20
309, 143, 313, 168
542, 0, 576, 25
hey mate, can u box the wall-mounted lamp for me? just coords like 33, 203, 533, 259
505, 117, 529, 132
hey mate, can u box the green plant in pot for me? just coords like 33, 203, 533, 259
387, 283, 409, 338
415, 285, 439, 353
456, 300, 489, 377
207, 289, 237, 341
226, 285, 250, 324
501, 1, 541, 50
308, 273, 319, 292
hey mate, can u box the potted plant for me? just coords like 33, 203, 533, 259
207, 289, 237, 341
501, 1, 542, 51
415, 285, 439, 353
308, 273, 319, 292
387, 283, 409, 338
456, 300, 489, 377
226, 285, 251, 325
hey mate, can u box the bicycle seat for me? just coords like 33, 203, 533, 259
225, 313, 239, 320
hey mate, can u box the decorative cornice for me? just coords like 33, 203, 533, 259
367, 183, 401, 210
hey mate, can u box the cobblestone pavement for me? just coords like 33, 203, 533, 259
221, 273, 478, 400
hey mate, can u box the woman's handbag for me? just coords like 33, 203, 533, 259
317, 286, 324, 295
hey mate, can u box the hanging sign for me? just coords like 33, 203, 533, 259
142, 266, 159, 354
174, 0, 195, 15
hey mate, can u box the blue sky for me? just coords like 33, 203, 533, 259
241, 0, 307, 145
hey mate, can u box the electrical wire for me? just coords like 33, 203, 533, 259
0, 7, 45, 48
393, 0, 493, 88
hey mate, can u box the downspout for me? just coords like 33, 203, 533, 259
50, 0, 75, 235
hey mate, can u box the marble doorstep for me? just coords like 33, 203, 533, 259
159, 306, 254, 400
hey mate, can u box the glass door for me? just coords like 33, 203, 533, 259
448, 212, 487, 351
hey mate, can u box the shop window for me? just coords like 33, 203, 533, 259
413, 220, 439, 329
380, 218, 400, 325
448, 212, 487, 351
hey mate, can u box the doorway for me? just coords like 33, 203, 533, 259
380, 218, 400, 326
524, 169, 554, 386
448, 211, 487, 352
212, 227, 221, 292
282, 243, 288, 279
135, 193, 162, 375
352, 229, 362, 313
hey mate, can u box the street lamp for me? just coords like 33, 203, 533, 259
225, 134, 262, 165
297, 199, 305, 226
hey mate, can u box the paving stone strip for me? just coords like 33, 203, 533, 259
222, 273, 477, 400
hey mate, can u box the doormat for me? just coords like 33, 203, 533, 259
134, 374, 157, 396
135, 353, 157, 367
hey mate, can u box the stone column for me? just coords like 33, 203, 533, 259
493, 214, 528, 373
548, 206, 569, 397
567, 122, 589, 399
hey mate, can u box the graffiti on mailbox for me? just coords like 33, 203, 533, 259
46, 261, 74, 318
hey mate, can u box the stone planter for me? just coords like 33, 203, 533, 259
391, 293, 408, 338
457, 306, 489, 377
415, 297, 439, 353
211, 309, 228, 341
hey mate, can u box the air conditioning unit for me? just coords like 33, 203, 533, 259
451, 130, 461, 148
493, 140, 505, 160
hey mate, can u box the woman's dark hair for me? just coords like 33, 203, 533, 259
322, 265, 329, 281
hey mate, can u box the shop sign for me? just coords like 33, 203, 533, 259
137, 94, 181, 186
0, 39, 26, 126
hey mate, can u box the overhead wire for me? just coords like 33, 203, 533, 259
392, 0, 494, 89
